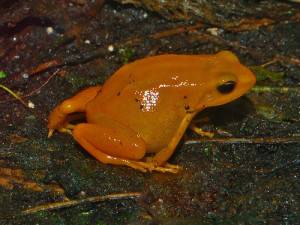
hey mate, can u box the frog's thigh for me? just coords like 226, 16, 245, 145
48, 86, 102, 137
72, 123, 146, 164
59, 85, 102, 114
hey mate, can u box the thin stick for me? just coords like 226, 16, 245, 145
24, 69, 60, 97
185, 136, 300, 145
22, 192, 142, 215
251, 85, 300, 94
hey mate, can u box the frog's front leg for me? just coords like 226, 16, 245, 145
48, 85, 101, 137
152, 112, 197, 166
72, 121, 180, 173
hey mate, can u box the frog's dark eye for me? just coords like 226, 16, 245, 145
217, 80, 236, 94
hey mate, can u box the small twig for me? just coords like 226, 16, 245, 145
124, 22, 204, 46
29, 60, 61, 75
22, 192, 142, 215
24, 69, 60, 97
184, 136, 300, 145
259, 59, 279, 67
251, 85, 300, 94
224, 18, 274, 32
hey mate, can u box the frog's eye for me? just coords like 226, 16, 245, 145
217, 80, 236, 94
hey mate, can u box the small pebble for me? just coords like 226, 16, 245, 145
46, 27, 54, 35
28, 101, 35, 109
78, 191, 86, 197
84, 39, 91, 44
108, 45, 114, 52
158, 198, 164, 203
22, 73, 29, 79
206, 27, 223, 36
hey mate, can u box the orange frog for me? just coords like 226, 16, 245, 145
48, 51, 256, 173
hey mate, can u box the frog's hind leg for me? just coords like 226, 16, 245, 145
72, 123, 180, 173
72, 123, 150, 172
48, 85, 101, 137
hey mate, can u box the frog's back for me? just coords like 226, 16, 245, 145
92, 54, 215, 105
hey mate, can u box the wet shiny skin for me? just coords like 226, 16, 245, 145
48, 51, 256, 173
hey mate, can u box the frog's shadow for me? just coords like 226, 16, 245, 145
194, 96, 255, 127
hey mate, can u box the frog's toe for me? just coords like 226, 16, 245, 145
160, 163, 182, 173
66, 124, 75, 130
48, 129, 54, 138
165, 163, 182, 170
48, 124, 74, 137
131, 164, 148, 173
190, 124, 214, 138
134, 161, 181, 173
154, 166, 180, 173
58, 127, 73, 135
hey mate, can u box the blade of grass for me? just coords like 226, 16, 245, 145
0, 84, 28, 107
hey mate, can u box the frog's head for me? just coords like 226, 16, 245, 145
201, 51, 256, 107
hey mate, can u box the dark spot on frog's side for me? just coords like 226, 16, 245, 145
184, 104, 194, 114
117, 91, 121, 96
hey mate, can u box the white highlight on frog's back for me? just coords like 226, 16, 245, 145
171, 75, 179, 80
158, 80, 198, 88
141, 89, 160, 112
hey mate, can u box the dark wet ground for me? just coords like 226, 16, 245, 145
0, 1, 299, 224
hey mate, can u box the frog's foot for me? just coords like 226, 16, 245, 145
48, 105, 69, 134
58, 124, 75, 135
48, 129, 55, 138
189, 124, 214, 138
48, 124, 75, 137
132, 161, 182, 173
